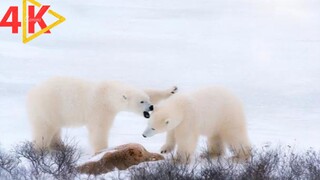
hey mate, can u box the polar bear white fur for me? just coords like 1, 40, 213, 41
142, 87, 251, 163
27, 77, 177, 153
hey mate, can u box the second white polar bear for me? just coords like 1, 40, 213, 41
143, 87, 251, 162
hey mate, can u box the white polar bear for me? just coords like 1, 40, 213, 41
142, 87, 251, 163
27, 77, 177, 153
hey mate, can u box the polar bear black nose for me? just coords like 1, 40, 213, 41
143, 111, 150, 118
149, 105, 154, 111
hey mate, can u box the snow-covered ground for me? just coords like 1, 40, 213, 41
0, 0, 320, 164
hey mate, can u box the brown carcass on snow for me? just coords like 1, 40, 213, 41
77, 143, 164, 175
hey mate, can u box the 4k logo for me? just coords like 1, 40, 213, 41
0, 0, 65, 43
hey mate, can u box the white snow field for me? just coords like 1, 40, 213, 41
0, 0, 320, 174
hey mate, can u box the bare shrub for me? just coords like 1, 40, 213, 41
1, 142, 320, 180
238, 148, 281, 180
128, 147, 320, 180
1, 140, 81, 180
304, 150, 320, 180
0, 147, 27, 180
128, 154, 197, 180
14, 141, 81, 180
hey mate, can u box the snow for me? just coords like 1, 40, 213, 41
0, 0, 320, 172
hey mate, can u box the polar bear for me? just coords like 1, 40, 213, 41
142, 87, 251, 163
27, 77, 178, 153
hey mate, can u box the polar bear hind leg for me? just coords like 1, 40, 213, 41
206, 134, 225, 158
225, 133, 251, 161
175, 134, 197, 163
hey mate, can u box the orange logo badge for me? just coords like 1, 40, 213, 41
0, 0, 65, 43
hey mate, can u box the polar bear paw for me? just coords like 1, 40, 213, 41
171, 86, 178, 94
160, 144, 175, 154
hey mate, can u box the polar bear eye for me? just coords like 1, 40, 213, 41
140, 101, 144, 104
151, 128, 155, 130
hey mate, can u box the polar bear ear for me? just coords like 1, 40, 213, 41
122, 95, 128, 100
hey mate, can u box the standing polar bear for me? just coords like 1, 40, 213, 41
143, 87, 251, 163
27, 77, 177, 153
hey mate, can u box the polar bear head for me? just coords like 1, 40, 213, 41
142, 95, 190, 137
102, 81, 153, 118
123, 89, 153, 118
142, 101, 184, 137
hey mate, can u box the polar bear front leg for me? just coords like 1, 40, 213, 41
160, 130, 176, 153
175, 134, 197, 163
145, 86, 178, 104
49, 129, 63, 150
31, 120, 57, 150
169, 86, 178, 94
204, 134, 225, 158
87, 122, 110, 154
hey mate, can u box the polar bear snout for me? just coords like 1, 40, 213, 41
144, 105, 154, 118
142, 128, 155, 138
141, 102, 153, 118
143, 111, 150, 118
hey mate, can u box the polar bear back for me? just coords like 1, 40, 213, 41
27, 77, 132, 128
191, 87, 245, 136
161, 87, 246, 137
27, 77, 97, 127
